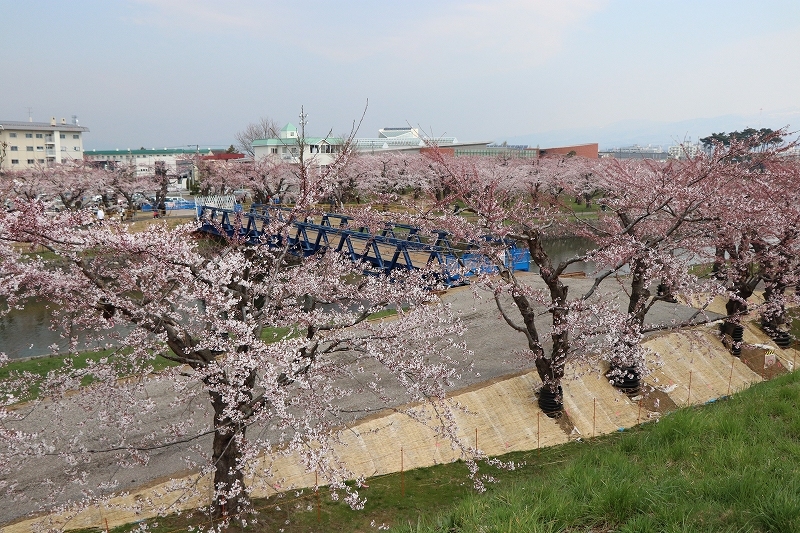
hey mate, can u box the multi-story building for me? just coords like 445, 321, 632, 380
353, 127, 460, 152
252, 123, 595, 164
254, 123, 491, 163
354, 126, 494, 154
667, 143, 702, 160
252, 123, 345, 166
599, 145, 670, 161
0, 117, 89, 170
84, 147, 213, 190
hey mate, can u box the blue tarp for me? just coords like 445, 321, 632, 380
140, 199, 196, 211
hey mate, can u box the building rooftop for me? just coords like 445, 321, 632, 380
1, 120, 89, 132
353, 136, 459, 150
378, 127, 419, 139
85, 148, 213, 156
252, 137, 344, 147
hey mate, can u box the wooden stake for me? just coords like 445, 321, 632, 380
637, 400, 642, 425
592, 398, 596, 438
687, 371, 693, 406
400, 447, 405, 498
475, 427, 478, 453
315, 471, 320, 523
105, 518, 110, 533
727, 355, 735, 396
537, 412, 541, 456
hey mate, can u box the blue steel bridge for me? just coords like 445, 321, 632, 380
196, 204, 530, 286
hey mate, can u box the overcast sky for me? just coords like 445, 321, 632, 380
2, 0, 798, 150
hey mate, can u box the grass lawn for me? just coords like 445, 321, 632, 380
68, 369, 800, 533
0, 349, 179, 403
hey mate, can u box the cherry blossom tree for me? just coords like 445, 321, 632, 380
331, 151, 422, 210
0, 161, 103, 210
702, 138, 800, 344
0, 139, 8, 169
195, 156, 292, 205
234, 116, 280, 158
100, 162, 164, 216
588, 131, 797, 363
586, 154, 728, 374
0, 122, 476, 527
383, 151, 617, 415
753, 160, 800, 342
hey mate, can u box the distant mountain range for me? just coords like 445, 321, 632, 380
505, 108, 800, 150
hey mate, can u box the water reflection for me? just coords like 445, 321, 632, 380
0, 299, 127, 360
0, 299, 67, 359
538, 236, 596, 275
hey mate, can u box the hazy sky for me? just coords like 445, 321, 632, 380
2, 0, 798, 149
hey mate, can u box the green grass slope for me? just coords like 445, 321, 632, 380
393, 371, 800, 533
82, 370, 800, 533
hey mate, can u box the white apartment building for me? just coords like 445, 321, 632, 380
252, 123, 345, 166
84, 147, 213, 190
668, 143, 702, 160
0, 117, 89, 170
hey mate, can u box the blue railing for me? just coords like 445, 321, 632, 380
196, 205, 529, 286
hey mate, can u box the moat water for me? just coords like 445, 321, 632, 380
0, 237, 596, 359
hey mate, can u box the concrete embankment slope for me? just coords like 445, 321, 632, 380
6, 312, 790, 532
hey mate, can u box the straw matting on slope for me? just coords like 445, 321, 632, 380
681, 292, 768, 319
223, 371, 569, 499
3, 321, 791, 532
3, 371, 568, 532
562, 369, 641, 437
740, 318, 799, 373
643, 325, 762, 405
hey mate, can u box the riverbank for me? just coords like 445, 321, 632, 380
3, 280, 790, 531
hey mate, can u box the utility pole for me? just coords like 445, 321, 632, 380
298, 107, 308, 137
297, 107, 308, 164
189, 144, 200, 192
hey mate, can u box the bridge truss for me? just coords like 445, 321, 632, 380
196, 205, 530, 286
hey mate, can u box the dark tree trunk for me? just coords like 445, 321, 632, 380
721, 279, 756, 337
205, 367, 257, 520
712, 244, 760, 338
761, 280, 787, 332
607, 257, 652, 365
628, 258, 650, 326
253, 191, 269, 205
543, 285, 569, 391
527, 232, 570, 394
210, 389, 248, 520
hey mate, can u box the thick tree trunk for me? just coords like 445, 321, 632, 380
627, 258, 650, 326
535, 330, 568, 394
713, 243, 760, 337
527, 232, 570, 394
542, 291, 569, 391
762, 282, 783, 321
210, 389, 248, 520
204, 367, 257, 520
721, 280, 756, 337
